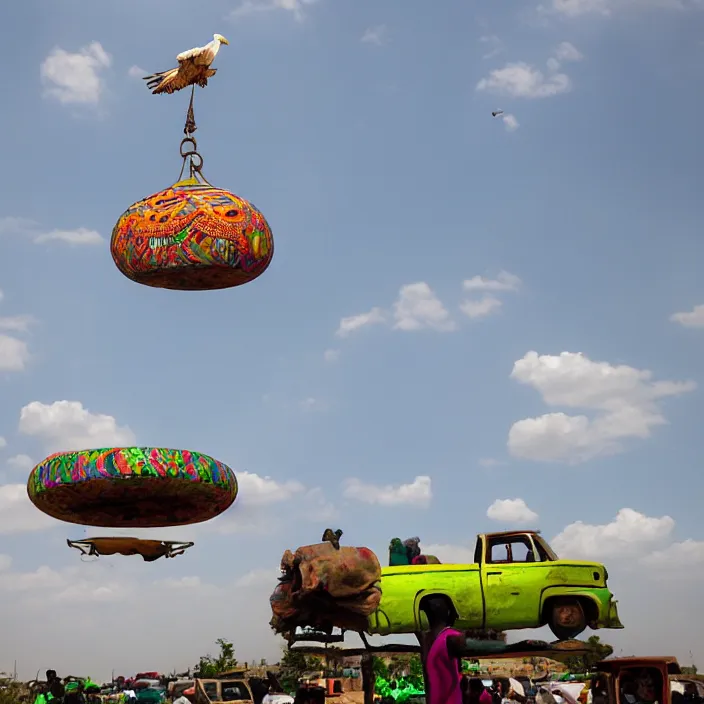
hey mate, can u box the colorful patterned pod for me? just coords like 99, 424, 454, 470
27, 447, 238, 528
110, 178, 274, 291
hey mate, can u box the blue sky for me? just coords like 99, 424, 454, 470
1, 0, 704, 682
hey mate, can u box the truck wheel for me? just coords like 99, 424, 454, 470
547, 598, 586, 640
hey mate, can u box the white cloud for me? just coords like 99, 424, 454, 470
299, 397, 325, 411
393, 283, 456, 332
0, 484, 59, 534
502, 113, 520, 131
463, 271, 521, 292
237, 470, 305, 505
230, 0, 319, 21
211, 473, 331, 535
34, 227, 103, 245
0, 217, 102, 246
6, 454, 33, 472
507, 351, 695, 463
670, 304, 704, 328
19, 400, 136, 452
323, 348, 340, 363
0, 335, 29, 372
343, 475, 432, 507
479, 457, 506, 468
40, 42, 111, 105
361, 25, 387, 45
546, 0, 698, 16
460, 296, 503, 319
128, 65, 145, 78
0, 314, 35, 333
552, 508, 675, 560
547, 57, 562, 72
0, 437, 5, 448
555, 41, 584, 62
487, 498, 539, 524
336, 307, 386, 337
234, 568, 278, 588
421, 542, 475, 564
477, 62, 571, 99
480, 35, 504, 60
641, 539, 704, 572
0, 554, 11, 571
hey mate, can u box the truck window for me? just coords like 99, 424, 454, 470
618, 667, 663, 704
487, 536, 537, 564
203, 683, 218, 700
221, 682, 249, 701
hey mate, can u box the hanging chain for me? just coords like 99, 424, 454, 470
177, 85, 210, 183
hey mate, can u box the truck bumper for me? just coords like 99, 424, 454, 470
602, 598, 624, 629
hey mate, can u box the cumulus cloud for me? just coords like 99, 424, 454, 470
40, 42, 111, 105
546, 0, 699, 16
670, 304, 704, 328
463, 271, 521, 292
480, 35, 504, 60
552, 508, 675, 560
461, 271, 520, 320
0, 484, 59, 534
6, 454, 33, 472
343, 475, 432, 507
336, 307, 386, 337
507, 351, 695, 463
323, 348, 340, 363
477, 62, 571, 98
502, 114, 519, 131
393, 283, 456, 332
127, 65, 146, 78
361, 25, 387, 45
0, 217, 102, 246
460, 296, 503, 319
641, 539, 704, 573
555, 41, 584, 62
421, 542, 475, 564
230, 0, 319, 21
487, 498, 539, 524
19, 400, 136, 452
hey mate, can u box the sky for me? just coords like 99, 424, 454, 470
1, 0, 704, 683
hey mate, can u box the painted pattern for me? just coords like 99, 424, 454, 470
110, 178, 274, 290
27, 447, 238, 528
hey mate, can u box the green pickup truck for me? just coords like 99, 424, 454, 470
367, 530, 624, 640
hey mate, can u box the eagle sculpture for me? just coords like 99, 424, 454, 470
144, 34, 229, 95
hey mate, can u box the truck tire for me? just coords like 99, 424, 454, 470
547, 597, 587, 640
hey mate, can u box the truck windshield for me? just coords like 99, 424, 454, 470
221, 682, 249, 701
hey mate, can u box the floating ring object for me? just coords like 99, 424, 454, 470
27, 447, 238, 528
110, 177, 274, 291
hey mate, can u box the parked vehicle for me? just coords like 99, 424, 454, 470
368, 530, 624, 640
194, 678, 254, 704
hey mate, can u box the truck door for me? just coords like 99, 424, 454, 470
481, 534, 545, 629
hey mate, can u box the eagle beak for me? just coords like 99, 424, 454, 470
221, 36, 230, 45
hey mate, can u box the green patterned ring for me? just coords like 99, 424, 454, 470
27, 447, 237, 528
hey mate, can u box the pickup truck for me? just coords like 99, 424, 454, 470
367, 530, 624, 640
194, 678, 254, 704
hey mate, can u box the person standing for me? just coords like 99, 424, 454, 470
421, 598, 464, 704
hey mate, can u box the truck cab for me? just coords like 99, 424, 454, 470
594, 657, 681, 704
194, 679, 254, 704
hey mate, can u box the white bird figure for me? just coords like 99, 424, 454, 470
144, 34, 230, 95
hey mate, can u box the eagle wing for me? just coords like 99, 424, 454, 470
176, 45, 207, 62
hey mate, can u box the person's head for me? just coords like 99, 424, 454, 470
673, 693, 685, 704
422, 597, 457, 629
621, 678, 637, 696
469, 678, 485, 695
685, 684, 698, 697
46, 671, 57, 682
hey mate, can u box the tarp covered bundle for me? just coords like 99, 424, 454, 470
270, 541, 381, 635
